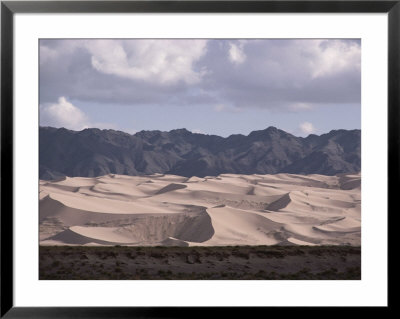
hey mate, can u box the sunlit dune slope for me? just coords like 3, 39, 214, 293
39, 173, 361, 246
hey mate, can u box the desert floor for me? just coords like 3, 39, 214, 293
40, 173, 361, 280
39, 245, 361, 280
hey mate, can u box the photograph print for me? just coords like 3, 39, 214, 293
39, 39, 361, 280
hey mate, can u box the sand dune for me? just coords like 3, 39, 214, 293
40, 172, 361, 246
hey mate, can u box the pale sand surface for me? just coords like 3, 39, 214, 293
40, 173, 361, 246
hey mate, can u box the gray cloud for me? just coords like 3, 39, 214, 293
197, 39, 360, 110
40, 39, 360, 111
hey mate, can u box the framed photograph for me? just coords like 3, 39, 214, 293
1, 0, 396, 316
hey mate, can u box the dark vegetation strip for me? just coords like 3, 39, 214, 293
39, 245, 361, 280
40, 244, 361, 256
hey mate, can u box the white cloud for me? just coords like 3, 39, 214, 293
307, 40, 361, 79
39, 45, 58, 65
40, 97, 89, 130
86, 39, 208, 85
40, 97, 121, 131
289, 102, 313, 111
191, 129, 205, 134
228, 42, 246, 64
40, 40, 81, 64
299, 122, 316, 135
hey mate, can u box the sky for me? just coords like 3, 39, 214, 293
39, 39, 361, 137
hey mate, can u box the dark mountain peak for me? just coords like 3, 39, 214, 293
326, 128, 360, 136
248, 126, 285, 140
39, 126, 361, 179
169, 128, 192, 135
78, 128, 135, 140
135, 129, 162, 138
226, 133, 246, 141
136, 129, 161, 134
57, 127, 73, 133
79, 127, 101, 135
40, 126, 59, 132
265, 126, 278, 132
303, 133, 320, 145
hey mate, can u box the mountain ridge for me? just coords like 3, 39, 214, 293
39, 126, 361, 180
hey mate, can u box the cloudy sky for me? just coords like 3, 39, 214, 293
39, 39, 360, 137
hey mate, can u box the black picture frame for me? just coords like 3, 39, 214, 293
1, 0, 396, 317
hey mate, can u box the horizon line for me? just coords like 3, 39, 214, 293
39, 125, 361, 139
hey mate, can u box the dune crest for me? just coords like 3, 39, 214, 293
40, 173, 361, 246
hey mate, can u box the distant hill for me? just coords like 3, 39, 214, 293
39, 126, 361, 179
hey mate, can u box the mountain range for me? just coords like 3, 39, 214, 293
39, 126, 361, 180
